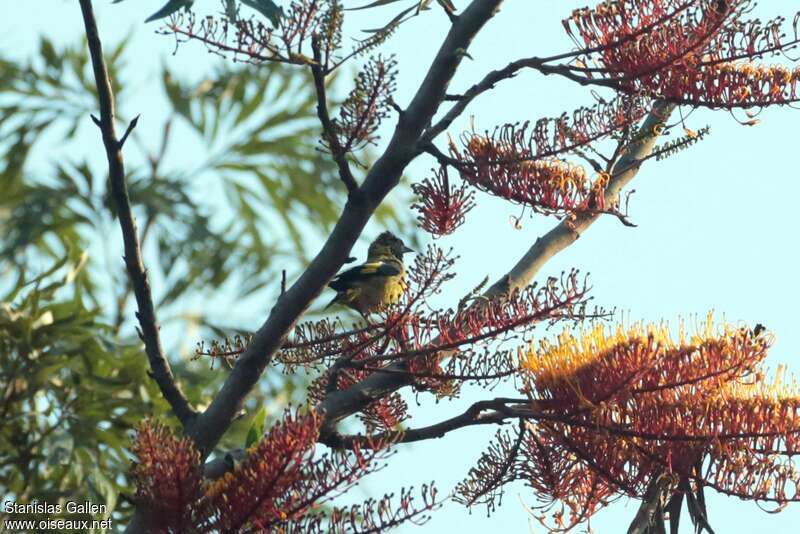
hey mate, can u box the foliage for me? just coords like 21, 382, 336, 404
0, 258, 157, 519
6, 0, 800, 532
115, 0, 283, 26
0, 27, 407, 522
0, 33, 405, 319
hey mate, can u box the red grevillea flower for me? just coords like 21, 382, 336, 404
280, 0, 326, 51
656, 61, 800, 107
411, 167, 475, 236
495, 96, 649, 159
205, 409, 322, 531
334, 56, 398, 152
564, 0, 800, 108
359, 392, 410, 431
566, 0, 726, 73
131, 412, 439, 532
131, 421, 203, 532
162, 1, 339, 65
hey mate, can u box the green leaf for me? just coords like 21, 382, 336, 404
145, 0, 194, 23
225, 0, 238, 21
162, 68, 193, 124
364, 4, 418, 33
348, 0, 407, 10
240, 0, 283, 27
39, 37, 61, 70
244, 405, 267, 448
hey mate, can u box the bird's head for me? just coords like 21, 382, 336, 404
368, 231, 414, 260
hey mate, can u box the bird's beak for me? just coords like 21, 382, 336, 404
403, 245, 415, 253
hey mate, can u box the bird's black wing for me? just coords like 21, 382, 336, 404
328, 261, 401, 291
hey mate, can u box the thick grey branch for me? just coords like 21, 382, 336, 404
487, 100, 675, 296
79, 0, 196, 426
183, 0, 506, 457
127, 0, 507, 522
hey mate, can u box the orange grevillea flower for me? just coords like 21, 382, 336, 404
495, 316, 800, 530
524, 315, 769, 407
452, 135, 603, 215
206, 410, 322, 531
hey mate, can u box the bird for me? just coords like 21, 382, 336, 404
326, 232, 414, 317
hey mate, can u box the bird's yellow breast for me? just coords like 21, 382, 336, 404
357, 273, 406, 313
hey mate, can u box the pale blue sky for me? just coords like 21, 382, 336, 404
5, 1, 800, 532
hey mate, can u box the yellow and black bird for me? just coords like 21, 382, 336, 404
326, 232, 414, 316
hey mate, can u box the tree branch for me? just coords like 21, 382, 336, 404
321, 398, 528, 448
181, 0, 506, 459
485, 100, 674, 296
627, 473, 677, 534
310, 38, 358, 194
315, 100, 674, 429
78, 0, 196, 426
201, 397, 525, 480
423, 61, 521, 141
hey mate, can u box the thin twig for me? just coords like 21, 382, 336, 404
321, 398, 528, 448
118, 114, 139, 149
310, 37, 358, 194
78, 0, 196, 426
